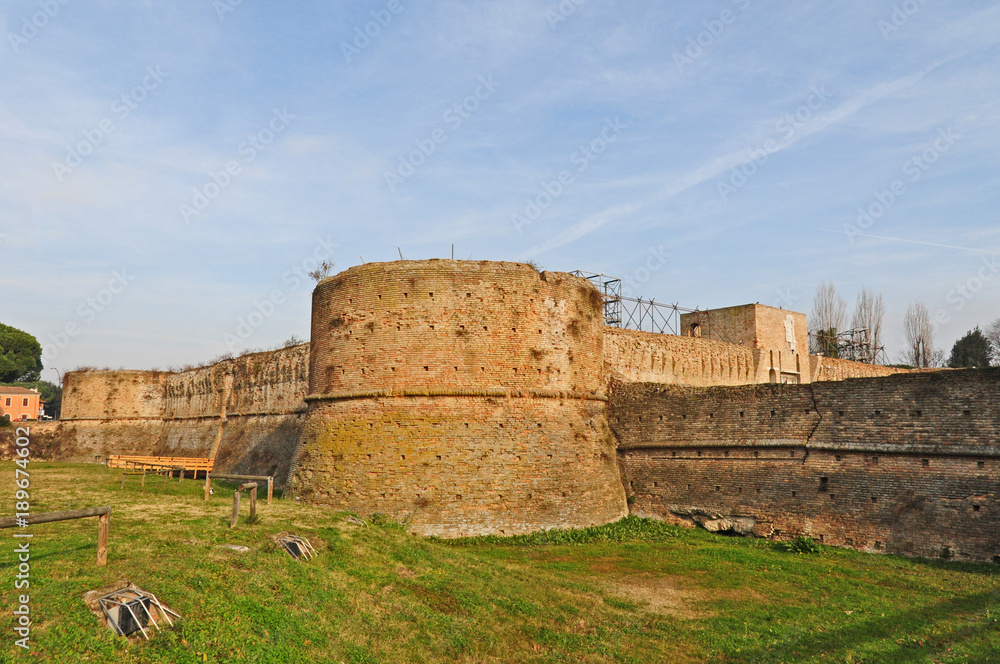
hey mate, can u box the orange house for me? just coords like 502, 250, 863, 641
0, 387, 43, 422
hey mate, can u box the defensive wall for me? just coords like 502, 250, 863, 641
611, 369, 1000, 562
289, 260, 627, 536
40, 344, 309, 484
15, 258, 995, 561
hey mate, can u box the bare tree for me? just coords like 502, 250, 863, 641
809, 282, 847, 355
903, 300, 935, 367
308, 260, 335, 282
987, 317, 1000, 365
851, 288, 886, 364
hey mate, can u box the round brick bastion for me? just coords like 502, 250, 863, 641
288, 259, 628, 537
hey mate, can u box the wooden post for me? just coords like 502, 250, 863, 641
141, 468, 146, 488
179, 469, 184, 483
230, 491, 241, 528
97, 511, 109, 566
249, 485, 257, 520
204, 474, 211, 502
267, 477, 273, 505
163, 470, 168, 487
120, 472, 126, 489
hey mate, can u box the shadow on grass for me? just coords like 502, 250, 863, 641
732, 591, 1000, 663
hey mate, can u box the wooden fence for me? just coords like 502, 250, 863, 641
0, 506, 111, 566
107, 455, 215, 476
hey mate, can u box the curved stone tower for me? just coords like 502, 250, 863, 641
289, 259, 627, 536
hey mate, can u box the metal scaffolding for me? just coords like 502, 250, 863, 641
570, 270, 729, 340
809, 327, 886, 364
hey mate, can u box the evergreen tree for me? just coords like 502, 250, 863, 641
947, 327, 991, 369
0, 323, 42, 382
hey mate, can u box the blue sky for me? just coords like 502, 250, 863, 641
1, 0, 998, 377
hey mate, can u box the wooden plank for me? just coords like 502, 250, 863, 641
248, 485, 257, 520
97, 512, 109, 566
0, 506, 111, 529
230, 491, 241, 528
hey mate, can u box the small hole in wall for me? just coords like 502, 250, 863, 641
715, 486, 720, 492
697, 450, 702, 457
512, 327, 517, 332
687, 484, 691, 491
659, 415, 663, 421
429, 325, 435, 330
835, 454, 842, 461
819, 477, 828, 492
483, 326, 488, 331
739, 411, 744, 418
537, 423, 542, 427
400, 455, 405, 460
770, 410, 776, 417
874, 410, 881, 416
978, 461, 985, 468
709, 413, 714, 418
753, 451, 759, 458
913, 410, 922, 417
790, 450, 796, 458
791, 491, 797, 497
653, 482, 658, 487
671, 451, 676, 457
464, 423, 469, 428
682, 414, 687, 419
974, 505, 981, 512
963, 410, 971, 417
872, 496, 878, 503
456, 495, 462, 500
429, 292, 433, 297
724, 450, 730, 457
424, 366, 429, 371
466, 292, 471, 297
638, 416, 642, 422
838, 411, 844, 417
922, 459, 930, 467
830, 494, 836, 500
436, 455, 442, 461
498, 423, 504, 428
403, 293, 407, 298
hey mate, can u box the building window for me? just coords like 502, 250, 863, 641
23, 398, 29, 407
4, 397, 10, 407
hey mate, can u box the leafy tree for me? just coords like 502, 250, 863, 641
947, 327, 992, 369
0, 323, 42, 382
987, 318, 1000, 364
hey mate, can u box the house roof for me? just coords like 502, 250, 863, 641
0, 386, 40, 396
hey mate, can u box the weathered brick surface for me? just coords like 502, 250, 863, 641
51, 345, 310, 484
292, 260, 627, 535
612, 369, 1000, 562
603, 328, 758, 386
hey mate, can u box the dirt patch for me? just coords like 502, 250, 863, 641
603, 575, 710, 619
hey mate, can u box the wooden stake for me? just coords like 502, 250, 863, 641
204, 474, 211, 502
120, 472, 126, 489
141, 468, 146, 488
97, 511, 109, 566
230, 491, 241, 528
249, 486, 257, 520
267, 477, 273, 506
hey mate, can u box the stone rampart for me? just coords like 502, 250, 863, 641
611, 369, 1000, 562
290, 260, 627, 536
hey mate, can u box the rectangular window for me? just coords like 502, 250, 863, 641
4, 397, 9, 407
23, 397, 29, 407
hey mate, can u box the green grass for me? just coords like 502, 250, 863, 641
2, 463, 999, 663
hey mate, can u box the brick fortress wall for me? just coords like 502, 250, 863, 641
42, 344, 309, 484
610, 369, 1000, 562
289, 260, 627, 536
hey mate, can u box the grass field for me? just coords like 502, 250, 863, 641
2, 462, 998, 663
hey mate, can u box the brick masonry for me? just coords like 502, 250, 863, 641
289, 260, 627, 536
611, 369, 1000, 562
